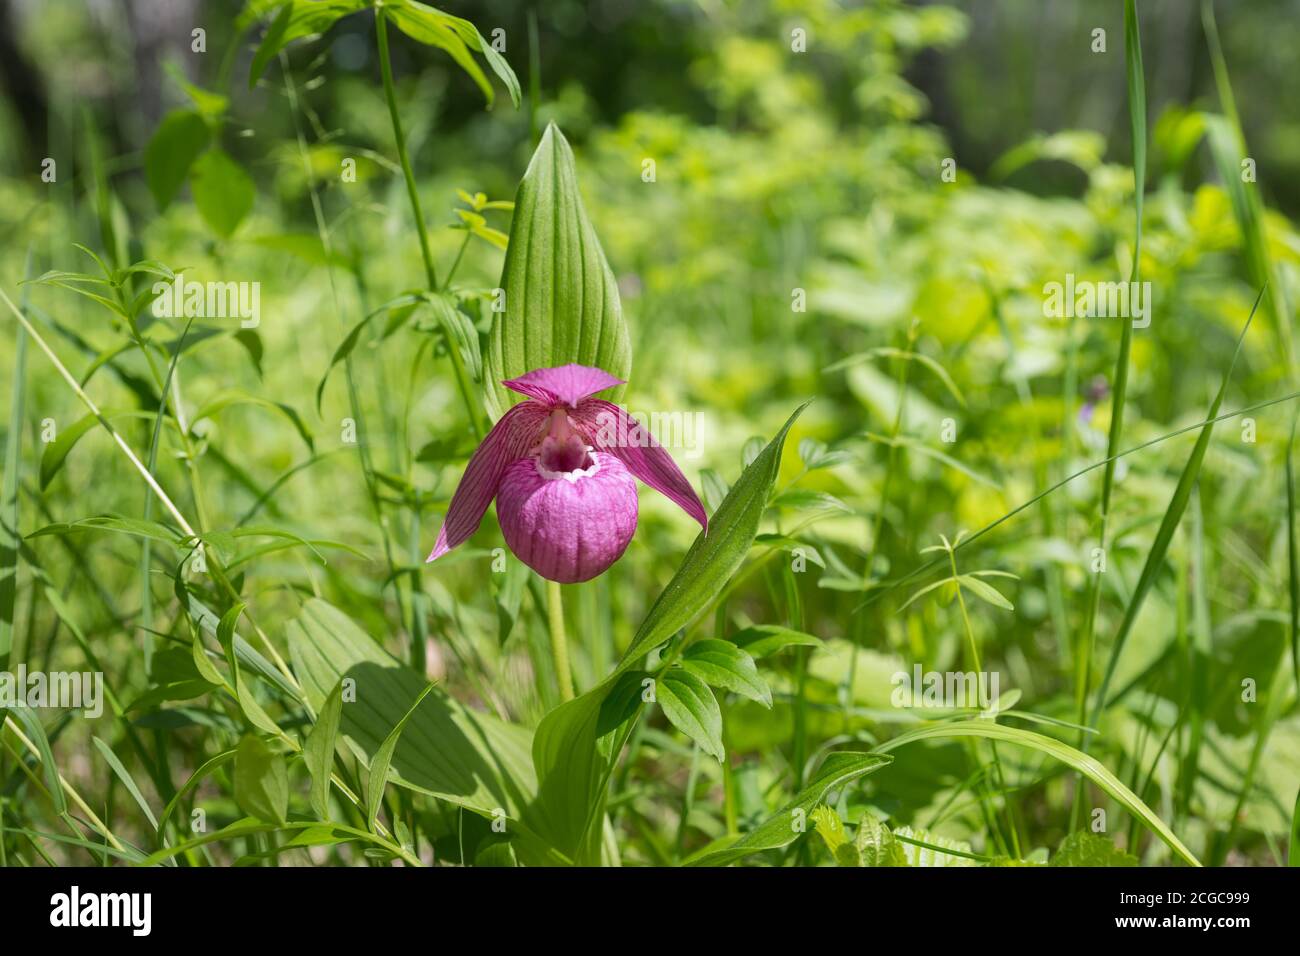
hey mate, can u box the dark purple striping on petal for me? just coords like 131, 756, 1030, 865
574, 398, 708, 531
426, 401, 549, 561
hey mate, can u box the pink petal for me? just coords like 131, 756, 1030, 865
426, 402, 549, 562
502, 363, 625, 408
496, 452, 639, 583
575, 399, 708, 531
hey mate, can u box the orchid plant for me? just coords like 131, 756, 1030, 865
427, 363, 707, 582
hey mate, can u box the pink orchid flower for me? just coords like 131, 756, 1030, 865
427, 363, 707, 583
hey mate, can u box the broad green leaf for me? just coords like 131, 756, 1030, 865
684, 752, 892, 867
387, 1, 521, 109
304, 679, 344, 820
484, 124, 630, 419
233, 734, 288, 825
526, 689, 606, 863
1050, 830, 1138, 867
616, 403, 809, 672
682, 639, 771, 707
286, 598, 536, 820
145, 110, 211, 210
876, 721, 1201, 866
248, 0, 368, 88
190, 149, 255, 238
730, 624, 823, 659
656, 668, 724, 760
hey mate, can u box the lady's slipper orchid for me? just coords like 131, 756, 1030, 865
427, 363, 707, 583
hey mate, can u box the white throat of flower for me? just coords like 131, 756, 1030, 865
536, 449, 600, 483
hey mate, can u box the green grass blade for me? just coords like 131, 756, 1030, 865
92, 736, 159, 831
1091, 290, 1263, 721
878, 721, 1200, 866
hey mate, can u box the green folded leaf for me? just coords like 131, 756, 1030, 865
957, 573, 1014, 611
485, 124, 630, 419
92, 737, 158, 830
2, 705, 67, 815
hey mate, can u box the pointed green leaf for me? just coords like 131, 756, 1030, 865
305, 679, 344, 820
366, 681, 437, 832
656, 668, 723, 760
616, 403, 809, 671
233, 735, 288, 825
682, 639, 771, 707
730, 624, 823, 660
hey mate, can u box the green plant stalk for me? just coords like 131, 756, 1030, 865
547, 580, 574, 701
375, 8, 484, 437
280, 52, 421, 665
845, 324, 916, 713
946, 543, 1020, 858
1071, 0, 1145, 827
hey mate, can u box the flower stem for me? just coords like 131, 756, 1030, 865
546, 580, 574, 701
375, 8, 485, 436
